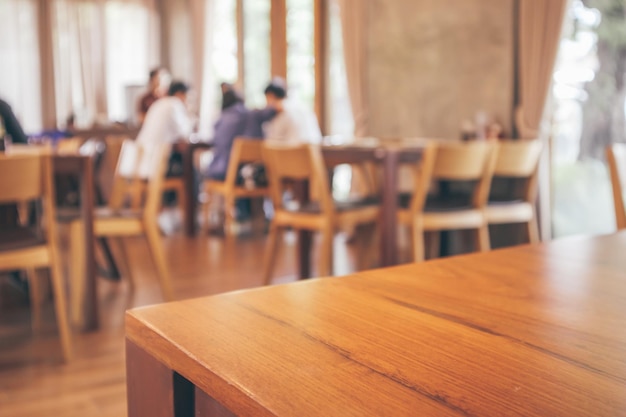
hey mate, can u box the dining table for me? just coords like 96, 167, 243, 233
125, 231, 626, 417
318, 140, 423, 271
1, 146, 98, 330
53, 154, 97, 331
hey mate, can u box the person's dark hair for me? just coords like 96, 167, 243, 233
264, 77, 287, 99
149, 68, 162, 81
168, 81, 190, 96
221, 88, 244, 110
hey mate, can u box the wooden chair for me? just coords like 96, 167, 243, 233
0, 154, 73, 361
398, 141, 498, 262
485, 139, 543, 243
202, 138, 270, 234
262, 143, 380, 284
607, 143, 626, 230
67, 140, 174, 321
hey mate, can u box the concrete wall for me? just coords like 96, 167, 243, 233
367, 0, 514, 139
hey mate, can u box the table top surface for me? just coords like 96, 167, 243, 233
126, 232, 626, 417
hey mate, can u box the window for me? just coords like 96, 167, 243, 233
551, 0, 624, 237
328, 0, 353, 136
287, 0, 315, 111
243, 0, 271, 107
0, 0, 42, 133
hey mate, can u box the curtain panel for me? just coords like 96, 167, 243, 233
0, 0, 43, 133
49, 0, 160, 128
515, 0, 568, 138
337, 0, 369, 137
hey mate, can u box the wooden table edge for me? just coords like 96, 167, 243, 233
125, 311, 277, 417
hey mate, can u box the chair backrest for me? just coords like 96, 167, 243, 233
0, 154, 57, 244
262, 143, 334, 214
607, 143, 626, 230
224, 138, 265, 187
410, 141, 498, 212
493, 140, 543, 177
56, 137, 84, 154
493, 139, 543, 203
108, 140, 143, 209
0, 154, 44, 203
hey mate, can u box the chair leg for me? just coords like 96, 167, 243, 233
476, 225, 491, 252
411, 222, 425, 262
177, 184, 188, 232
318, 225, 334, 277
26, 268, 42, 333
425, 231, 441, 260
69, 221, 87, 327
224, 196, 236, 236
144, 223, 175, 301
17, 201, 29, 226
262, 223, 281, 285
49, 250, 74, 361
527, 217, 540, 244
116, 238, 135, 291
202, 189, 212, 234
356, 223, 377, 271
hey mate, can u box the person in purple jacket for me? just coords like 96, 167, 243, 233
205, 84, 276, 222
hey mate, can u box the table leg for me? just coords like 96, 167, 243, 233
183, 145, 197, 237
126, 340, 181, 417
380, 150, 400, 266
79, 157, 98, 330
295, 181, 312, 279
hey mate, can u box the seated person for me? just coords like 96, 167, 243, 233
137, 67, 170, 124
0, 98, 28, 144
205, 84, 277, 223
136, 81, 193, 179
207, 84, 276, 180
262, 77, 322, 144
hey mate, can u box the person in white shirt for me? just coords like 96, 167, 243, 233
136, 81, 193, 179
262, 78, 322, 144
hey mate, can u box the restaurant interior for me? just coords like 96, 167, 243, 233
1, 0, 625, 416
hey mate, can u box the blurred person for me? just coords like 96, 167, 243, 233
136, 81, 193, 234
206, 84, 276, 223
0, 98, 28, 144
262, 77, 322, 144
136, 80, 193, 179
137, 67, 171, 124
207, 84, 276, 180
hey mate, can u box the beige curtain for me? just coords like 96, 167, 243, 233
337, 0, 369, 137
161, 0, 215, 136
515, 0, 568, 138
52, 0, 108, 127
50, 0, 160, 127
0, 0, 43, 132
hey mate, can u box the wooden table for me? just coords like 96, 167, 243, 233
54, 154, 97, 330
182, 141, 213, 237
294, 144, 422, 277
126, 231, 626, 416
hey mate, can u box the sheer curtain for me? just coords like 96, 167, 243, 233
52, 0, 160, 127
337, 0, 369, 137
0, 0, 42, 133
516, 0, 568, 138
162, 0, 216, 137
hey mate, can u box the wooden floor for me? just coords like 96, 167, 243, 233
0, 230, 361, 417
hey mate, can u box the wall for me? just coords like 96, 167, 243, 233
367, 0, 514, 139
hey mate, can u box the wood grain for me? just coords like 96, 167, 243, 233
127, 232, 626, 417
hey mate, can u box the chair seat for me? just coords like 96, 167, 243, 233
398, 207, 485, 230
485, 201, 534, 224
58, 206, 142, 222
206, 180, 270, 197
399, 193, 474, 212
274, 197, 380, 230
287, 196, 380, 214
0, 227, 45, 252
